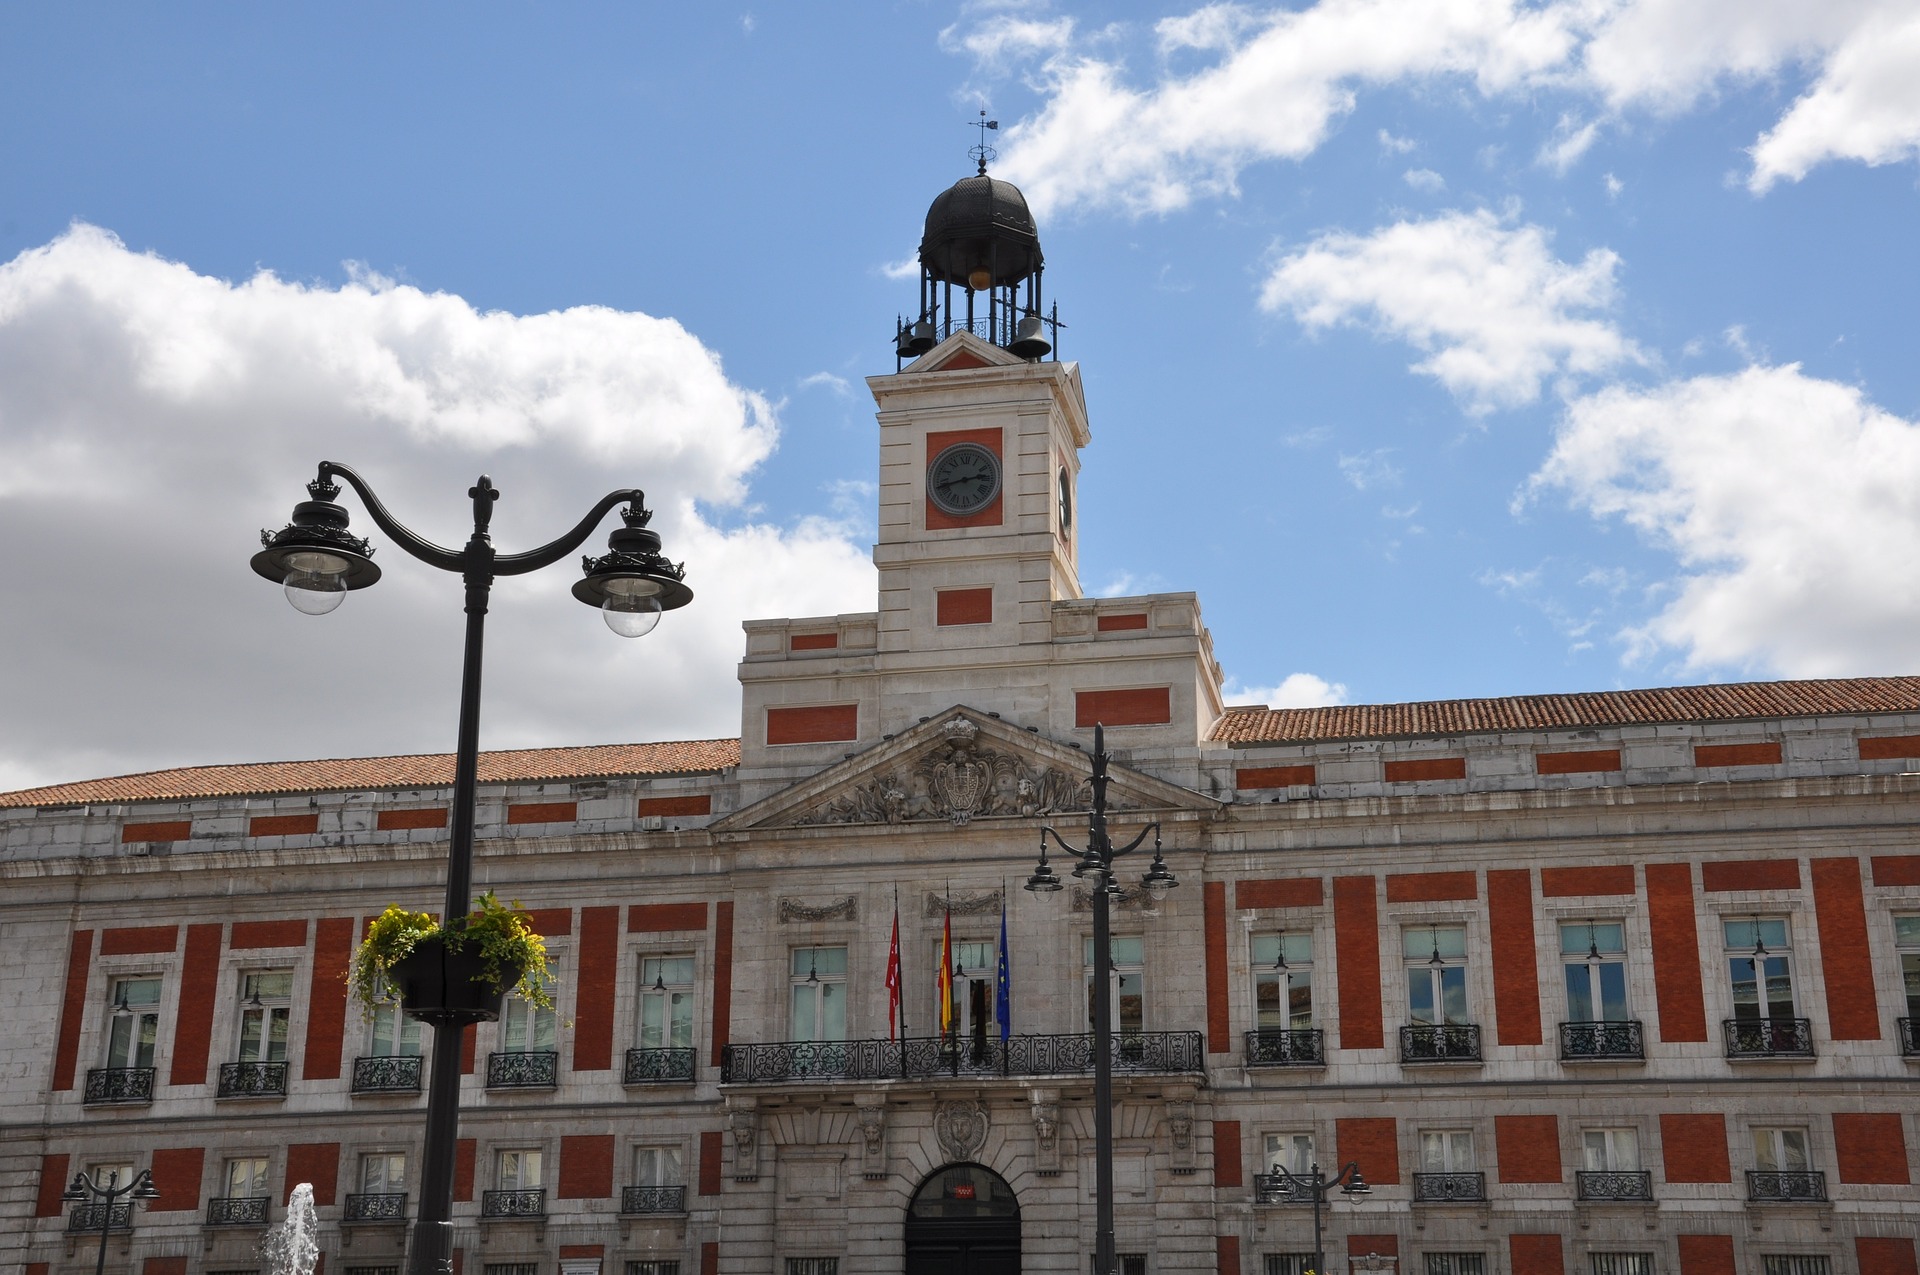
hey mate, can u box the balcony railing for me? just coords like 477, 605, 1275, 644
1252, 1173, 1316, 1204
1400, 1024, 1482, 1063
480, 1188, 546, 1218
1244, 1029, 1325, 1067
487, 1050, 558, 1089
1899, 1017, 1917, 1056
1412, 1171, 1487, 1202
720, 1031, 1205, 1083
1575, 1170, 1653, 1201
1747, 1170, 1827, 1202
625, 1047, 697, 1084
1560, 1020, 1645, 1061
344, 1192, 408, 1222
621, 1185, 687, 1214
207, 1195, 269, 1225
84, 1066, 156, 1105
1723, 1017, 1815, 1059
67, 1202, 132, 1232
217, 1061, 289, 1097
352, 1055, 423, 1094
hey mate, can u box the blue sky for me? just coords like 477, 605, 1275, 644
3, 2, 1919, 790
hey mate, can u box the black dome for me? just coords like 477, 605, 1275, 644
919, 174, 1044, 290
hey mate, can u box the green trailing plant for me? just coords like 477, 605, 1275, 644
348, 891, 555, 1016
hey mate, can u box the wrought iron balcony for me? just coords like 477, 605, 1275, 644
344, 1191, 408, 1222
1412, 1171, 1487, 1202
217, 1060, 288, 1097
1723, 1017, 1815, 1059
1899, 1017, 1918, 1056
1575, 1170, 1653, 1201
1244, 1029, 1325, 1067
1559, 1020, 1645, 1061
621, 1184, 687, 1214
720, 1030, 1204, 1083
480, 1188, 546, 1218
1252, 1173, 1314, 1204
206, 1195, 269, 1225
625, 1047, 697, 1084
352, 1054, 424, 1094
1747, 1170, 1827, 1202
487, 1050, 558, 1089
67, 1202, 132, 1232
1400, 1023, 1482, 1063
84, 1066, 156, 1104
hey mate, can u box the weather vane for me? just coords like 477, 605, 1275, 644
969, 108, 998, 175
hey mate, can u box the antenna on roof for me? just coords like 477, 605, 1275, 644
969, 109, 999, 176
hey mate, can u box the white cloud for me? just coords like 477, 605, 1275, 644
0, 226, 875, 791
1531, 362, 1920, 675
879, 252, 921, 282
1223, 672, 1351, 708
1538, 113, 1600, 172
798, 371, 853, 397
1603, 172, 1624, 198
1378, 129, 1418, 154
1403, 167, 1446, 192
1748, 8, 1920, 191
941, 15, 1075, 70
1337, 448, 1402, 490
1157, 3, 1263, 54
1260, 209, 1642, 412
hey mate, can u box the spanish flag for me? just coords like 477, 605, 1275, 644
938, 904, 954, 1035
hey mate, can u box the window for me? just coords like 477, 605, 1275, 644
1561, 922, 1629, 1021
1083, 936, 1146, 1032
1725, 918, 1796, 1019
1405, 926, 1469, 1025
236, 971, 293, 1062
1089, 1257, 1147, 1275
1752, 1127, 1811, 1172
1762, 1258, 1831, 1275
360, 1152, 406, 1194
790, 946, 847, 1042
1590, 1258, 1652, 1275
366, 999, 422, 1058
496, 1148, 542, 1189
1896, 915, 1920, 1019
634, 1145, 683, 1187
786, 1261, 839, 1275
343, 1268, 399, 1275
1265, 1132, 1314, 1176
1251, 933, 1313, 1030
939, 938, 999, 1049
500, 990, 557, 1054
1420, 1130, 1475, 1172
1424, 1256, 1486, 1275
88, 1160, 137, 1189
1582, 1128, 1639, 1172
223, 1157, 269, 1199
103, 976, 162, 1068
1264, 1258, 1314, 1275
639, 954, 696, 1049
485, 1266, 539, 1275
628, 1265, 681, 1275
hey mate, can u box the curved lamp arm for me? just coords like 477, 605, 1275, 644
320, 462, 467, 573
495, 488, 644, 576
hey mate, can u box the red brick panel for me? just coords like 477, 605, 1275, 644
1203, 881, 1231, 1053
699, 1130, 724, 1195
461, 1026, 476, 1075
285, 1143, 339, 1206
1540, 865, 1635, 896
147, 1147, 205, 1211
558, 1134, 616, 1198
230, 918, 308, 949
101, 924, 180, 955
637, 794, 712, 817
630, 902, 710, 932
788, 632, 837, 651
52, 930, 93, 1091
1235, 878, 1323, 909
767, 704, 859, 745
1075, 687, 1172, 728
936, 587, 993, 626
1349, 1238, 1399, 1265
1383, 756, 1464, 781
1097, 613, 1149, 632
122, 820, 191, 843
1833, 1113, 1911, 1184
1873, 854, 1920, 886
302, 917, 355, 1081
1645, 864, 1708, 1042
1509, 1236, 1564, 1275
1700, 858, 1802, 892
711, 902, 734, 1065
1212, 1119, 1242, 1187
26, 1264, 48, 1275
573, 906, 619, 1071
1811, 858, 1881, 1040
1385, 871, 1478, 903
1860, 734, 1920, 760
1215, 1235, 1240, 1275
1495, 1115, 1560, 1182
1334, 1117, 1399, 1185
925, 427, 1003, 530
1235, 765, 1316, 790
1677, 1236, 1737, 1275
170, 922, 224, 1085
1859, 1238, 1920, 1275
524, 907, 574, 937
142, 1260, 187, 1275
249, 812, 319, 837
507, 801, 576, 825
454, 1138, 475, 1201
1694, 742, 1782, 767
1333, 876, 1384, 1050
702, 1243, 720, 1275
1488, 870, 1542, 1046
35, 1153, 70, 1217
1536, 749, 1622, 774
1660, 1114, 1731, 1182
377, 807, 447, 831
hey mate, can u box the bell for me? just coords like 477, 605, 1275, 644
907, 320, 937, 355
1008, 314, 1051, 359
895, 324, 919, 359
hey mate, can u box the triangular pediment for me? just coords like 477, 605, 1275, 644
902, 329, 1023, 374
715, 708, 1221, 832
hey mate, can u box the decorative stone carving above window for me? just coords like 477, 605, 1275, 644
1070, 884, 1154, 912
926, 889, 1004, 917
778, 896, 858, 923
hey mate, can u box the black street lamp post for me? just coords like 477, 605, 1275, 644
63, 1168, 158, 1275
252, 463, 692, 1275
1026, 724, 1179, 1275
1265, 1161, 1370, 1274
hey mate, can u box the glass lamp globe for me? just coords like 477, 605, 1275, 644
282, 550, 352, 616
600, 575, 665, 638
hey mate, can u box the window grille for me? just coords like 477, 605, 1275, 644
484, 1265, 539, 1275
1591, 1255, 1653, 1275
343, 1268, 399, 1275
209, 1269, 261, 1275
786, 1260, 839, 1275
1090, 1256, 1148, 1275
1425, 1256, 1487, 1275
1264, 1256, 1315, 1275
628, 1264, 682, 1275
1762, 1258, 1832, 1275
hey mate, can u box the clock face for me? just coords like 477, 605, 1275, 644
1057, 466, 1073, 534
928, 442, 1002, 516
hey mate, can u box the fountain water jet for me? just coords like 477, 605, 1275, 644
260, 1183, 320, 1275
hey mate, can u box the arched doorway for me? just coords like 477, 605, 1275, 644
903, 1162, 1021, 1275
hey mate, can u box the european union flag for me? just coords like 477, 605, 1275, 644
995, 902, 1012, 1040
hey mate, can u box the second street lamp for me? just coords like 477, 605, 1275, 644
63, 1168, 159, 1275
252, 462, 691, 1275
1255, 1160, 1371, 1274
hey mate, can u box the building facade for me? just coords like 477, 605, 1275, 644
5, 174, 1920, 1275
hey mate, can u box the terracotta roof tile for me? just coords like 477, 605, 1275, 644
0, 738, 740, 809
1210, 676, 1920, 745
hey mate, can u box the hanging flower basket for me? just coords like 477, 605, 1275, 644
390, 932, 526, 1026
348, 893, 555, 1026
